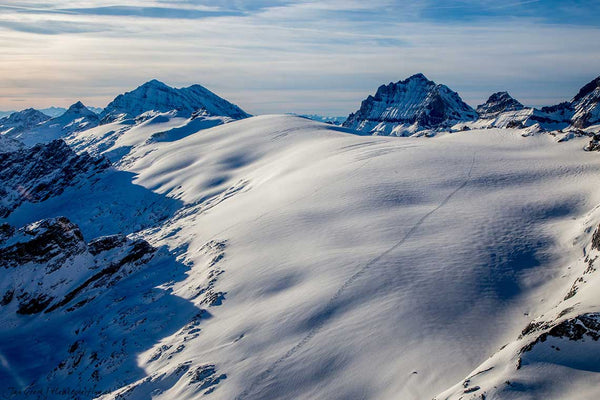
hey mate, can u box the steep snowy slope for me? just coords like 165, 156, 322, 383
3, 115, 600, 400
342, 73, 477, 136
100, 80, 250, 124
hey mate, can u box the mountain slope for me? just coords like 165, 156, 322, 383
100, 80, 250, 124
342, 73, 477, 136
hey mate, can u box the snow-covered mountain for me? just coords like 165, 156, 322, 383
476, 91, 524, 118
0, 103, 99, 147
342, 73, 478, 136
466, 76, 600, 134
0, 108, 50, 137
100, 80, 250, 124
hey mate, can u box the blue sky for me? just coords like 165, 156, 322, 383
1, 0, 599, 115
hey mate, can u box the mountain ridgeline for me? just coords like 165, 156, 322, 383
343, 73, 600, 136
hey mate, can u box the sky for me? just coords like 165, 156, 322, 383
1, 0, 600, 116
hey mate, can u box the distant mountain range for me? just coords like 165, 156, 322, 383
343, 73, 600, 136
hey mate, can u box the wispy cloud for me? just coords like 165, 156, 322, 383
0, 0, 599, 114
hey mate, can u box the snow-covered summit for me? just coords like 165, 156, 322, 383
0, 108, 50, 136
100, 79, 250, 124
342, 73, 477, 136
476, 91, 524, 118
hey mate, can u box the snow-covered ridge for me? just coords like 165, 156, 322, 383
100, 79, 250, 124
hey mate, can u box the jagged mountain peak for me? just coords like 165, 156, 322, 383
476, 91, 524, 118
571, 75, 600, 128
343, 73, 477, 136
573, 75, 600, 103
100, 80, 250, 124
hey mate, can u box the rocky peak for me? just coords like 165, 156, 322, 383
100, 80, 250, 124
573, 76, 600, 103
571, 76, 600, 128
343, 73, 477, 136
476, 92, 524, 118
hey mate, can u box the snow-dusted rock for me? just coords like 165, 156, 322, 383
0, 139, 109, 218
476, 91, 524, 118
571, 76, 600, 129
342, 73, 477, 136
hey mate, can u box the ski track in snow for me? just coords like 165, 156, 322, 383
237, 154, 476, 400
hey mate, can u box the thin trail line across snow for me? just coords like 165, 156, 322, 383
208, 143, 418, 243
236, 154, 477, 400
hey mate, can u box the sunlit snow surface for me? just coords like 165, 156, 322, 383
3, 115, 600, 399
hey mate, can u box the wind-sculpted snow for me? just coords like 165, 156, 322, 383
101, 115, 600, 399
3, 114, 600, 399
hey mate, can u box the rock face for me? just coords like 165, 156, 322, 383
571, 76, 600, 129
476, 92, 524, 118
0, 217, 155, 316
0, 139, 110, 217
342, 73, 478, 136
100, 79, 250, 123
0, 108, 50, 135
